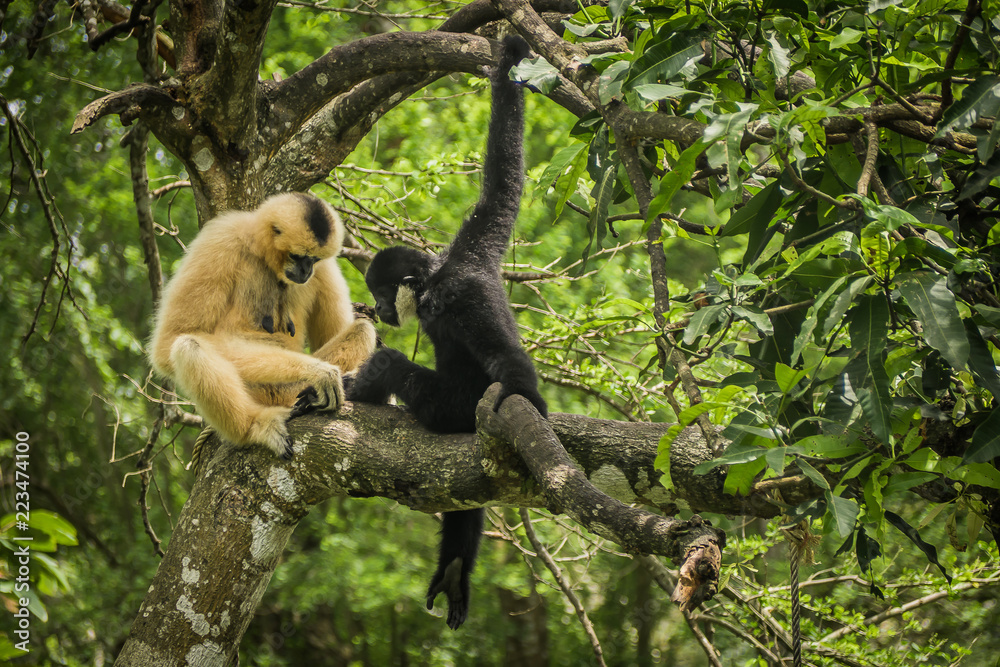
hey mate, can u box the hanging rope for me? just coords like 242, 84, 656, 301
782, 521, 818, 667
789, 537, 802, 667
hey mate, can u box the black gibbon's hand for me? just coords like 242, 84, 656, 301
491, 384, 549, 418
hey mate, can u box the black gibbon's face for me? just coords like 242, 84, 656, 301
372, 286, 399, 326
365, 247, 426, 326
369, 282, 417, 327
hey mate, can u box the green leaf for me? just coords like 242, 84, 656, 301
581, 154, 619, 267
765, 446, 787, 474
822, 276, 873, 338
546, 144, 589, 221
766, 35, 791, 80
627, 40, 703, 88
775, 363, 808, 393
797, 434, 866, 459
954, 462, 1000, 490
511, 57, 562, 94
732, 305, 773, 336
934, 75, 1000, 139
632, 83, 691, 102
859, 385, 892, 444
609, 0, 633, 21
868, 0, 903, 11
693, 445, 770, 475
897, 272, 969, 370
882, 471, 937, 495
682, 304, 727, 345
791, 276, 848, 365
538, 142, 587, 194
830, 27, 865, 49
722, 181, 783, 269
887, 237, 958, 269
964, 320, 1000, 400
598, 60, 630, 105
724, 458, 767, 495
655, 432, 675, 490
885, 510, 951, 582
849, 294, 889, 361
796, 458, 830, 489
966, 408, 1000, 463
826, 493, 860, 538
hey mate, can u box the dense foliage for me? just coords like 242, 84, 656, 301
1, 0, 999, 665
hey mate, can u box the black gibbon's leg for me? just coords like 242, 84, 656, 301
347, 347, 412, 405
427, 508, 485, 630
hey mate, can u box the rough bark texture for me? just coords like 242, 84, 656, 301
114, 394, 742, 666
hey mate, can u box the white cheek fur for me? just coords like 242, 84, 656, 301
396, 285, 417, 325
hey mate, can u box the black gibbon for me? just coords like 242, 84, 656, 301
347, 36, 546, 629
150, 193, 378, 460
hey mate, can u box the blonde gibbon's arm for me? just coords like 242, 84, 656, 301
149, 215, 244, 377
307, 260, 378, 373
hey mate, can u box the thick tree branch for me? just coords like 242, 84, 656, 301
268, 31, 499, 144
114, 396, 735, 666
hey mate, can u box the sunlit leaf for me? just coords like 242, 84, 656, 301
627, 40, 703, 88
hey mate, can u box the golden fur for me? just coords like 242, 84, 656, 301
150, 192, 377, 459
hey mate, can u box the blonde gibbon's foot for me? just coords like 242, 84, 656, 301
249, 406, 296, 460
289, 366, 344, 419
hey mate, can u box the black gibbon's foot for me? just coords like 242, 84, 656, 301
261, 315, 276, 334
346, 347, 405, 405
341, 371, 356, 396
287, 319, 295, 337
426, 557, 468, 630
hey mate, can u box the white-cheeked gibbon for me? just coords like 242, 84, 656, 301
150, 192, 377, 460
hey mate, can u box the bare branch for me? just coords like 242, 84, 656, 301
520, 509, 606, 667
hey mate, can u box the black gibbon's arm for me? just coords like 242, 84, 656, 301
347, 36, 541, 630
448, 35, 530, 267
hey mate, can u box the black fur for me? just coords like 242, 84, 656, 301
296, 192, 332, 245
348, 36, 543, 630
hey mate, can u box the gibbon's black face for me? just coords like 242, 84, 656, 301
365, 247, 428, 326
285, 253, 319, 284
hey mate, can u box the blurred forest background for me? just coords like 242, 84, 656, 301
2, 0, 1000, 665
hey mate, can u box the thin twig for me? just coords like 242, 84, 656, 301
520, 509, 606, 667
